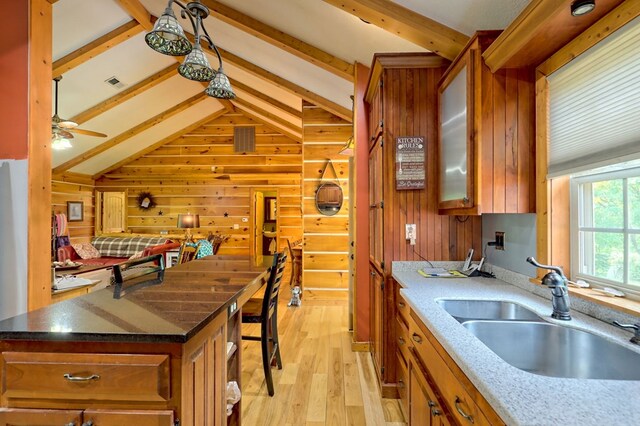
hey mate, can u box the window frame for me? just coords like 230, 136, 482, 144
570, 166, 640, 296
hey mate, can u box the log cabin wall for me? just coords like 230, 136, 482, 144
302, 104, 352, 291
51, 172, 95, 244
95, 112, 303, 254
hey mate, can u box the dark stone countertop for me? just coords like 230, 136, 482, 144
0, 255, 269, 344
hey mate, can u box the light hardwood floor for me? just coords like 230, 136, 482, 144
240, 290, 406, 426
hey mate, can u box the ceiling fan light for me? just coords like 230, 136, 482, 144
178, 44, 214, 81
205, 69, 236, 99
145, 7, 192, 56
571, 0, 596, 16
52, 134, 72, 150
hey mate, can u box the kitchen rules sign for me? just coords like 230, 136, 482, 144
395, 136, 425, 190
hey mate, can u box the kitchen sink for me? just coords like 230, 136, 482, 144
462, 320, 640, 380
436, 299, 542, 322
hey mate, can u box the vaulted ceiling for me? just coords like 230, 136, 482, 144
50, 0, 532, 177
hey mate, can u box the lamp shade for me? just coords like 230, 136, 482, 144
205, 69, 236, 99
178, 43, 214, 81
177, 213, 200, 229
145, 7, 192, 56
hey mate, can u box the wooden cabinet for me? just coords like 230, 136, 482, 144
0, 307, 236, 426
437, 31, 536, 215
369, 263, 384, 380
406, 310, 505, 426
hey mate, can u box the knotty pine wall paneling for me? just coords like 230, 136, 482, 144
302, 104, 352, 291
96, 112, 303, 254
367, 53, 483, 270
51, 172, 95, 244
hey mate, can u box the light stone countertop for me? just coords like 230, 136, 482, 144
392, 262, 640, 426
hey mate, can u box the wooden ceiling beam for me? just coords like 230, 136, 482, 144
53, 93, 209, 174
94, 108, 228, 179
233, 101, 302, 142
228, 77, 302, 119
322, 0, 468, 61
115, 0, 155, 31
201, 0, 354, 81
212, 45, 351, 122
52, 20, 143, 78
233, 97, 301, 134
69, 64, 179, 125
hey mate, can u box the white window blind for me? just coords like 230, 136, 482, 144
547, 16, 640, 178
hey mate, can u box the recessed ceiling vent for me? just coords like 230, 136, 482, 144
234, 126, 256, 153
104, 76, 126, 89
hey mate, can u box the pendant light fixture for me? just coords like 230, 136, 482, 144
145, 0, 235, 99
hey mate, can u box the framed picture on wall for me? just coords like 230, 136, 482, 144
67, 201, 84, 222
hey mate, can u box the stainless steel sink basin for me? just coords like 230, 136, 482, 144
463, 320, 640, 380
436, 299, 542, 322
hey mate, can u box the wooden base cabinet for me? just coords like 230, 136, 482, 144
405, 310, 505, 426
0, 309, 237, 426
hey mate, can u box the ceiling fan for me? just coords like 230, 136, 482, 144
52, 76, 107, 149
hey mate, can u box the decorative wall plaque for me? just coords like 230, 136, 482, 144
395, 136, 425, 190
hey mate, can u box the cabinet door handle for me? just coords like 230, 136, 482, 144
428, 400, 436, 408
431, 408, 442, 417
398, 337, 405, 345
82, 422, 94, 426
398, 379, 405, 389
63, 373, 100, 382
398, 302, 405, 308
455, 396, 475, 423
412, 333, 422, 344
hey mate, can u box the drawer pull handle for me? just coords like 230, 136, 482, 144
398, 302, 405, 308
428, 400, 436, 408
455, 396, 474, 423
412, 333, 422, 343
398, 379, 405, 389
82, 422, 94, 426
431, 408, 442, 417
398, 337, 405, 345
64, 373, 100, 382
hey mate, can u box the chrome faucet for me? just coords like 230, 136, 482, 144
526, 257, 571, 321
613, 321, 640, 345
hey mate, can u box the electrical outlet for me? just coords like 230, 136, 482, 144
495, 232, 505, 250
405, 224, 417, 245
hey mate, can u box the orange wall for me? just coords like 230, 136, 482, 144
0, 1, 28, 159
354, 63, 370, 342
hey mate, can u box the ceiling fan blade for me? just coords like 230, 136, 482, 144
53, 128, 74, 139
58, 119, 78, 129
71, 128, 107, 138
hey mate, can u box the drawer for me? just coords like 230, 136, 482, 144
1, 352, 170, 402
395, 316, 410, 364
396, 352, 409, 420
395, 286, 410, 324
83, 409, 174, 426
409, 315, 491, 426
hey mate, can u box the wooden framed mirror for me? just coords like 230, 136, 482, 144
315, 182, 343, 216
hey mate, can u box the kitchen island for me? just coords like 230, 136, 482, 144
0, 255, 269, 426
393, 262, 640, 426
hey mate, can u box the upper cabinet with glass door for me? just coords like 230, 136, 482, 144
437, 31, 537, 215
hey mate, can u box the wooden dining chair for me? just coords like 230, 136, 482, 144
241, 251, 287, 396
177, 243, 198, 264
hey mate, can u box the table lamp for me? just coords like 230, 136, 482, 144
177, 213, 200, 242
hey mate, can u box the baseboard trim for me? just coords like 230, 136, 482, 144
351, 341, 370, 352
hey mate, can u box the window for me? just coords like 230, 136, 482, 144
571, 166, 640, 294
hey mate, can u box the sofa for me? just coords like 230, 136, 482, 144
57, 236, 181, 267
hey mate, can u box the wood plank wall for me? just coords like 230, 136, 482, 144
95, 112, 303, 254
51, 172, 95, 244
302, 104, 352, 291
380, 65, 482, 266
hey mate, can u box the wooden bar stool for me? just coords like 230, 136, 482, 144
241, 251, 287, 396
